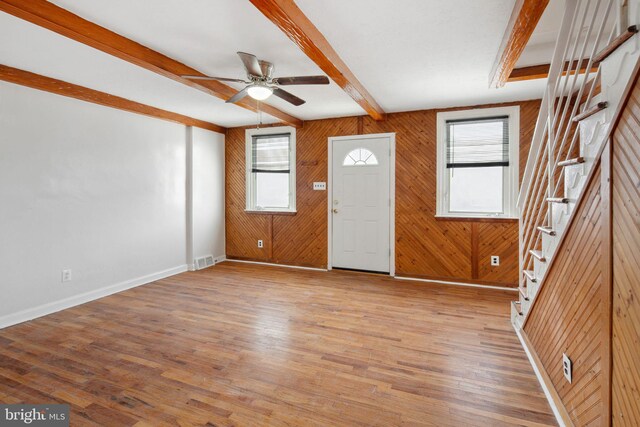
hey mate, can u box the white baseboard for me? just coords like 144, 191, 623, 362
224, 258, 327, 272
213, 255, 226, 264
394, 275, 518, 292
515, 326, 573, 427
0, 264, 188, 330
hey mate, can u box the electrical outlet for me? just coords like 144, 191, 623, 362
313, 182, 326, 190
491, 256, 500, 266
563, 353, 572, 383
257, 240, 263, 248
61, 269, 72, 283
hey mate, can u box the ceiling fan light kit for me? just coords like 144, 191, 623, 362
182, 51, 330, 106
247, 83, 273, 100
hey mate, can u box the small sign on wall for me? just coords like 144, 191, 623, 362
313, 182, 326, 190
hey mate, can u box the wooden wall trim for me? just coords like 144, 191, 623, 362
508, 59, 600, 83
249, 0, 386, 121
0, 64, 226, 133
395, 272, 516, 289
0, 0, 302, 127
434, 216, 518, 223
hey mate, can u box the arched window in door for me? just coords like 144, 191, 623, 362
343, 148, 379, 166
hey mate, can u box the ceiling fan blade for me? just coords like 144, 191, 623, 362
274, 75, 330, 85
226, 87, 250, 104
237, 52, 263, 77
272, 87, 306, 106
182, 75, 247, 83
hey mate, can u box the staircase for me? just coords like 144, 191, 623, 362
512, 0, 640, 330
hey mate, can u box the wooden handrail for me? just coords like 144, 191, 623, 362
573, 101, 608, 122
593, 25, 639, 64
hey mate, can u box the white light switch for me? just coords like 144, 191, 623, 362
313, 182, 326, 190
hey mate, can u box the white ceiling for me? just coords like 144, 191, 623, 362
0, 0, 562, 127
296, 0, 548, 112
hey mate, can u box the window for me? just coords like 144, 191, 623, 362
436, 106, 519, 218
245, 127, 296, 212
343, 148, 379, 166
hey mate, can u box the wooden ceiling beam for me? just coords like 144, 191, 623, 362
249, 0, 386, 121
508, 59, 600, 82
0, 0, 302, 127
0, 64, 227, 134
489, 0, 549, 88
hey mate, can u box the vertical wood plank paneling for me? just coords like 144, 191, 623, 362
611, 82, 640, 426
523, 165, 606, 425
226, 100, 541, 286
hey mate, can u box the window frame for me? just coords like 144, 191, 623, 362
245, 126, 296, 213
436, 106, 519, 219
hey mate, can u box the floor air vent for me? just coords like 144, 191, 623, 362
195, 255, 215, 270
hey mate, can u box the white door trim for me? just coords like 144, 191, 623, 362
327, 132, 396, 276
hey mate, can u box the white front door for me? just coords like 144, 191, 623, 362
331, 135, 391, 273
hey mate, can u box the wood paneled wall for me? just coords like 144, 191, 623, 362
225, 100, 541, 287
611, 83, 640, 426
521, 75, 640, 426
523, 164, 608, 425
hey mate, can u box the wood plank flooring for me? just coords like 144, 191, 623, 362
0, 262, 556, 426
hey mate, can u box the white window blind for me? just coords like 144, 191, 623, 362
251, 133, 290, 173
446, 116, 509, 169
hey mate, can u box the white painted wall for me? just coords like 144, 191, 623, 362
0, 82, 224, 327
192, 128, 225, 262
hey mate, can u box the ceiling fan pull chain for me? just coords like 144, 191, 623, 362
256, 100, 261, 130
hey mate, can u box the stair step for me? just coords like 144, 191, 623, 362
512, 301, 523, 316
573, 101, 608, 122
537, 226, 556, 236
558, 156, 585, 167
593, 25, 639, 63
523, 270, 537, 282
530, 250, 546, 262
519, 286, 530, 301
547, 197, 569, 203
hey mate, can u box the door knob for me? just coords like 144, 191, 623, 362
332, 208, 338, 214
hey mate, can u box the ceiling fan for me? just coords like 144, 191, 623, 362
182, 52, 330, 106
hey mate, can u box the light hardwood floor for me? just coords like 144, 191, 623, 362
0, 262, 556, 426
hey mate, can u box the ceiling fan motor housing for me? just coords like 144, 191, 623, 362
258, 60, 274, 80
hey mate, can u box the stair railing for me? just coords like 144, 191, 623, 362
518, 0, 623, 285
